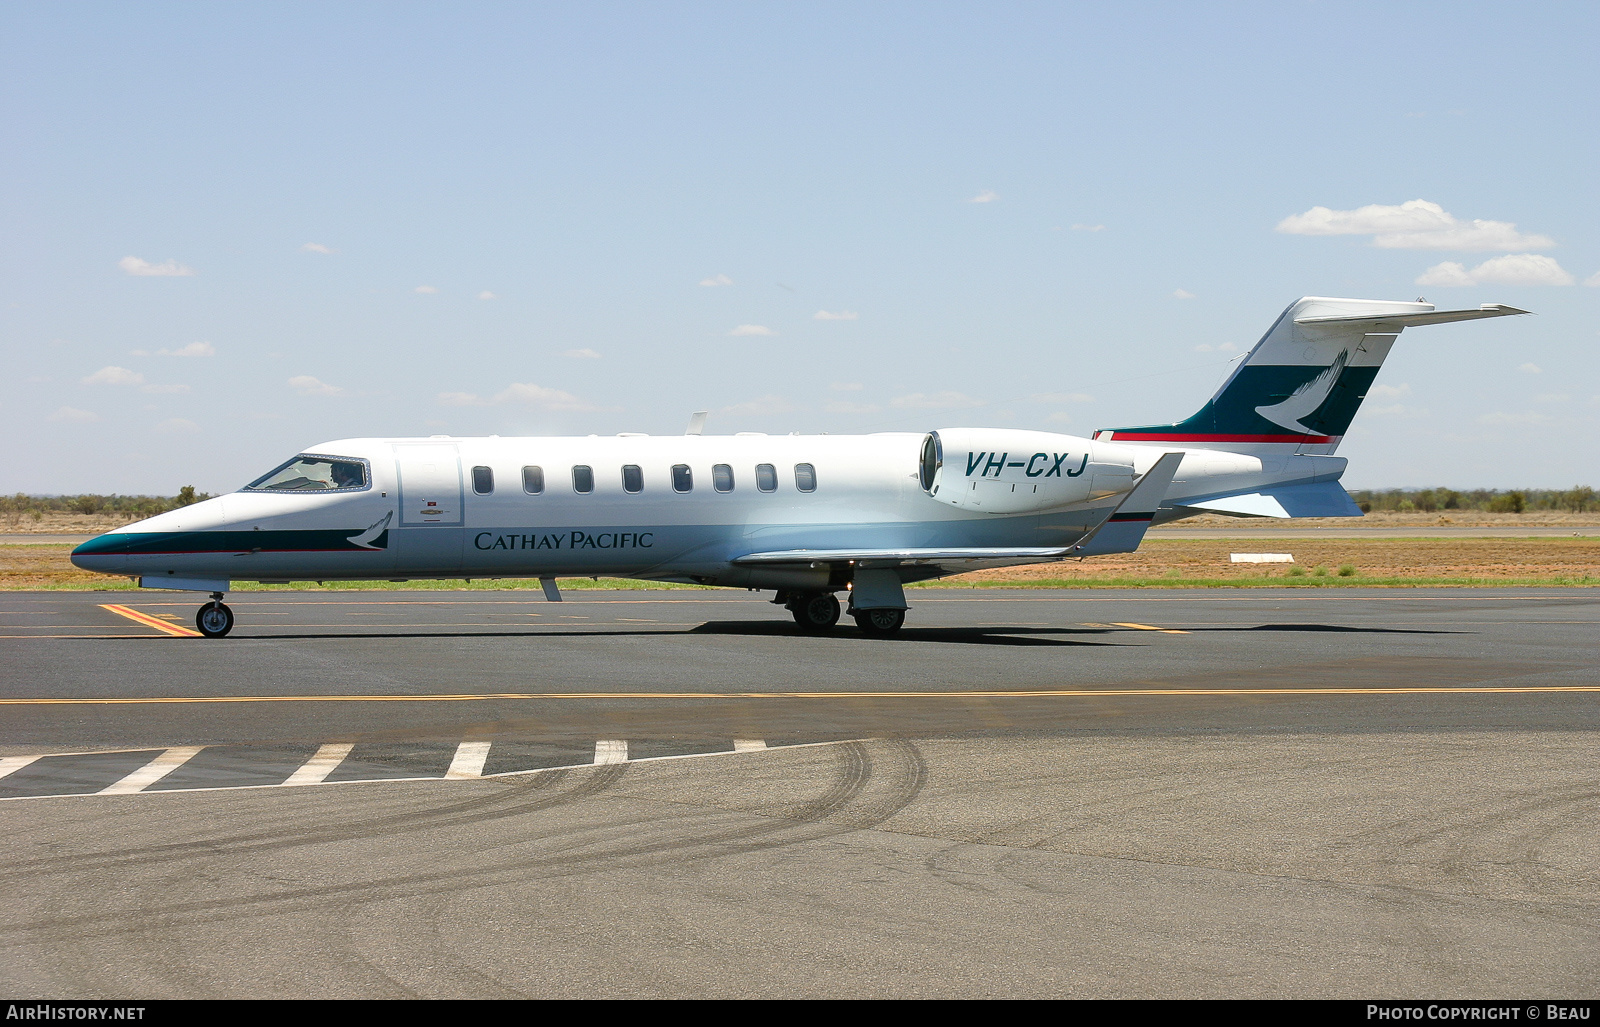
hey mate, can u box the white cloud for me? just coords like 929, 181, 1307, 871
1071, 224, 1106, 232
157, 340, 214, 358
1369, 383, 1412, 399
729, 324, 775, 336
1416, 254, 1575, 287
154, 417, 200, 434
1193, 342, 1238, 353
1045, 411, 1074, 423
119, 256, 196, 277
438, 382, 603, 411
1364, 403, 1428, 419
969, 190, 998, 203
1586, 271, 1600, 288
829, 382, 863, 392
478, 291, 497, 300
562, 348, 602, 359
1534, 393, 1570, 404
288, 375, 344, 397
722, 395, 798, 415
141, 383, 191, 395
502, 384, 568, 405
824, 400, 881, 414
1276, 199, 1554, 251
48, 406, 98, 423
813, 310, 859, 320
699, 274, 733, 287
1518, 363, 1542, 374
301, 243, 335, 254
82, 366, 145, 386
890, 391, 984, 410
1478, 410, 1555, 426
1173, 289, 1196, 299
414, 285, 438, 294
1030, 392, 1094, 404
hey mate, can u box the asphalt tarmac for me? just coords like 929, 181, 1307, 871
2, 587, 1597, 998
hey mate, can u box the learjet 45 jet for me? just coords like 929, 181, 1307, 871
72, 297, 1526, 637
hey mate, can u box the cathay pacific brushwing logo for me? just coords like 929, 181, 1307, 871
1255, 349, 1349, 434
347, 511, 392, 550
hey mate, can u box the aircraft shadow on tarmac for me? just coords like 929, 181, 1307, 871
98, 622, 1460, 644
1187, 624, 1466, 635
131, 623, 1127, 646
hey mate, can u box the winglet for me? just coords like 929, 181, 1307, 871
1071, 452, 1184, 557
685, 410, 708, 436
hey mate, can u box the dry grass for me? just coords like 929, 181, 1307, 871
943, 537, 1600, 587
7, 537, 1598, 591
1149, 511, 1600, 529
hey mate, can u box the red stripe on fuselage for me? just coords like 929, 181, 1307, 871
1108, 432, 1338, 444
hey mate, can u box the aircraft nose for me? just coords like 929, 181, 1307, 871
71, 533, 131, 573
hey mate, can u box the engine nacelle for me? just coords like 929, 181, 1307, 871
922, 429, 1136, 514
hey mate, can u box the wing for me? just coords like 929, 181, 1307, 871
732, 546, 1075, 571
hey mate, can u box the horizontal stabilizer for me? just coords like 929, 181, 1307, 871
1294, 304, 1528, 329
1182, 480, 1362, 519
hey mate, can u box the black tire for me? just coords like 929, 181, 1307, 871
790, 592, 840, 630
196, 602, 234, 638
852, 607, 905, 637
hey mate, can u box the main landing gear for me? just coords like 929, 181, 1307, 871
851, 607, 906, 638
777, 588, 907, 637
785, 591, 841, 631
196, 592, 234, 638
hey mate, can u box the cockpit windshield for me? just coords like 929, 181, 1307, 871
246, 455, 368, 492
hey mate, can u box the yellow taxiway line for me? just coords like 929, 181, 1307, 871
0, 686, 1596, 705
99, 604, 202, 637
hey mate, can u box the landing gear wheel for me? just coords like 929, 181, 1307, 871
852, 607, 905, 638
196, 601, 234, 638
789, 592, 840, 630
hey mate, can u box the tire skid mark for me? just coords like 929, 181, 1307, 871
0, 741, 931, 945
0, 764, 624, 881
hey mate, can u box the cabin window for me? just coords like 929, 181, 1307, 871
246, 455, 368, 492
622, 464, 643, 493
573, 465, 594, 494
755, 463, 777, 493
672, 464, 693, 492
712, 463, 734, 493
522, 465, 544, 495
471, 466, 494, 495
795, 463, 817, 492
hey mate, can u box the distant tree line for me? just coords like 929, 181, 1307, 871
1349, 487, 1598, 514
1, 487, 212, 521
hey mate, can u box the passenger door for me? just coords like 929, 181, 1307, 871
393, 442, 465, 575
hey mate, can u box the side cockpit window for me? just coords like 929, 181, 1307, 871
247, 455, 368, 492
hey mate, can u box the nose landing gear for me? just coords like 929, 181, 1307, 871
196, 592, 234, 638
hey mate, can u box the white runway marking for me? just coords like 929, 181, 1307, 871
99, 746, 204, 795
445, 740, 492, 779
733, 739, 767, 752
0, 755, 43, 779
282, 742, 355, 786
594, 740, 628, 764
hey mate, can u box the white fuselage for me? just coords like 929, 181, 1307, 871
70, 429, 1342, 590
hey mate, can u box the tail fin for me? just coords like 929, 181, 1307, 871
1096, 297, 1527, 454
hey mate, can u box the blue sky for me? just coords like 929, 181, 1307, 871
4, 1, 1597, 493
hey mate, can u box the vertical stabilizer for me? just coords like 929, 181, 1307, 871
1095, 297, 1526, 455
